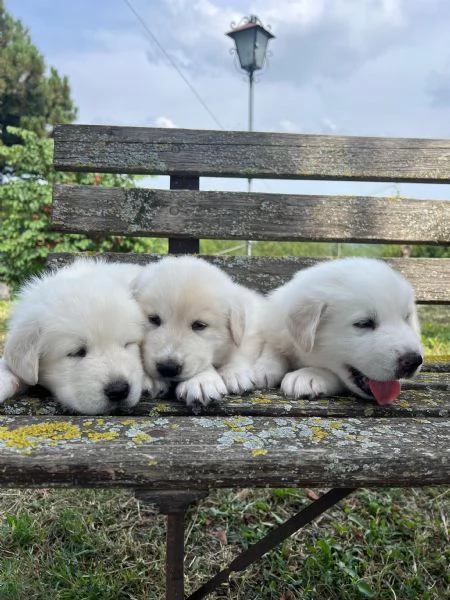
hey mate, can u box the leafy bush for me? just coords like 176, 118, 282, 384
0, 128, 165, 288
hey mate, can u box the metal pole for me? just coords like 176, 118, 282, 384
246, 70, 254, 257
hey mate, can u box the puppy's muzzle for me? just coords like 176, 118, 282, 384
396, 352, 423, 379
104, 379, 131, 403
156, 360, 183, 379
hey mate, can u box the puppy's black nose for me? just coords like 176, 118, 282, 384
156, 360, 182, 378
396, 352, 423, 378
104, 380, 130, 403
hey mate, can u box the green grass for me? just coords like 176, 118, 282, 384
0, 301, 449, 599
0, 487, 448, 599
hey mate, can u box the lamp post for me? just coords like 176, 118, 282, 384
226, 15, 274, 256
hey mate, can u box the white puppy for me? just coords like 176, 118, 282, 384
0, 259, 145, 414
266, 258, 423, 405
134, 256, 272, 407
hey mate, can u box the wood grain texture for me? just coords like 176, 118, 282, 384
48, 252, 450, 303
54, 125, 450, 182
0, 414, 448, 488
51, 186, 450, 245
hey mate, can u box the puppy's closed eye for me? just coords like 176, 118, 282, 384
68, 347, 87, 358
353, 318, 377, 330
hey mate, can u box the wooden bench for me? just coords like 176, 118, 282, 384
1, 125, 449, 599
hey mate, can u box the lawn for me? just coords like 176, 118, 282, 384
0, 299, 448, 599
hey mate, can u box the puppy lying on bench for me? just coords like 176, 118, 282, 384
264, 257, 423, 405
133, 255, 273, 408
0, 259, 145, 414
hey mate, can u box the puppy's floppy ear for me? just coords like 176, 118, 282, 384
287, 300, 326, 353
4, 323, 41, 385
228, 302, 246, 347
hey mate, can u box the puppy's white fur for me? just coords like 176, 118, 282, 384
265, 258, 423, 404
134, 256, 272, 407
1, 259, 145, 414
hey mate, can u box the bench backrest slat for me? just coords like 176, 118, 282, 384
49, 253, 450, 304
52, 186, 450, 245
54, 125, 450, 182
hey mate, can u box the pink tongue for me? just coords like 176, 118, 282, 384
368, 379, 401, 405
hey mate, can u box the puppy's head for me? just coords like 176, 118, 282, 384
282, 258, 423, 405
134, 256, 245, 383
5, 260, 145, 414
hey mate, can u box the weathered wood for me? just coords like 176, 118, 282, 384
0, 414, 448, 488
1, 365, 448, 418
54, 125, 450, 183
52, 185, 450, 245
48, 252, 450, 304
1, 377, 448, 419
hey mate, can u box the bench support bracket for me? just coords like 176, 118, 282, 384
187, 487, 356, 600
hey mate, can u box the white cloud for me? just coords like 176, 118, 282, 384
155, 116, 177, 128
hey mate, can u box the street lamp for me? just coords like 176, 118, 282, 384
226, 15, 274, 256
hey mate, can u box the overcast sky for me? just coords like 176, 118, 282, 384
9, 0, 450, 198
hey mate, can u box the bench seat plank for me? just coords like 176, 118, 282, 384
52, 186, 450, 245
48, 253, 450, 304
1, 386, 449, 419
0, 415, 448, 489
53, 126, 450, 183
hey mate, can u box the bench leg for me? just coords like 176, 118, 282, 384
135, 489, 208, 600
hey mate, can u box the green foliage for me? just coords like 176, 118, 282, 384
0, 128, 166, 288
411, 245, 450, 258
0, 0, 77, 149
201, 239, 404, 258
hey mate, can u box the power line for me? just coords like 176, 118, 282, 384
122, 0, 224, 130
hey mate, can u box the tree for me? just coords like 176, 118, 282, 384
0, 128, 166, 288
0, 0, 77, 149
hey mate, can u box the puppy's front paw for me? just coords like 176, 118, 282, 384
219, 364, 255, 395
176, 370, 227, 408
142, 374, 169, 399
252, 360, 287, 389
281, 368, 337, 399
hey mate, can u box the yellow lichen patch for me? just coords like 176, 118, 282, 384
86, 430, 120, 442
0, 421, 81, 450
147, 459, 158, 466
329, 422, 343, 429
398, 400, 411, 408
170, 424, 179, 430
132, 433, 152, 445
223, 419, 244, 432
122, 419, 138, 426
252, 448, 267, 457
310, 426, 329, 442
250, 397, 272, 405
95, 418, 105, 426
223, 417, 253, 432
